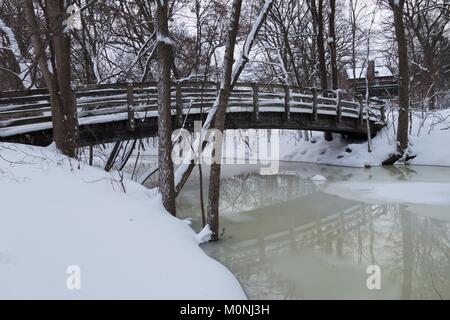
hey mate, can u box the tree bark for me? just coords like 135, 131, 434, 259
47, 0, 78, 157
24, 0, 78, 158
156, 0, 176, 216
206, 0, 243, 242
310, 0, 327, 90
390, 0, 410, 155
328, 0, 338, 90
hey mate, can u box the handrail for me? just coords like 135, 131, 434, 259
0, 82, 386, 136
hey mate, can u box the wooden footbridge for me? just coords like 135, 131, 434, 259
0, 82, 386, 147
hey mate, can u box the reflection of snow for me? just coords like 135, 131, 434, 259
324, 182, 450, 206
311, 174, 328, 184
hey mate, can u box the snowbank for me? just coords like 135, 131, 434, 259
127, 109, 450, 171
324, 181, 450, 206
0, 143, 245, 299
280, 109, 450, 168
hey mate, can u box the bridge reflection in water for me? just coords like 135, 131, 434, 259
177, 164, 450, 300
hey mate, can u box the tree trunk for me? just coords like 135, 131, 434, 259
156, 0, 176, 216
174, 0, 273, 197
206, 0, 243, 242
391, 0, 409, 155
309, 0, 331, 141
47, 0, 78, 157
328, 0, 338, 90
350, 0, 357, 94
312, 0, 327, 90
25, 0, 78, 158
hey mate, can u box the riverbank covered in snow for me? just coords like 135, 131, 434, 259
280, 109, 450, 167
116, 109, 450, 172
0, 143, 245, 299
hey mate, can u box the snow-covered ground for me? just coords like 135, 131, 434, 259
280, 109, 450, 167
0, 143, 245, 299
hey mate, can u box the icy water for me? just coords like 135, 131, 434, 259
173, 162, 450, 300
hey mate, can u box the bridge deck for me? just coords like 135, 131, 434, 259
0, 82, 385, 147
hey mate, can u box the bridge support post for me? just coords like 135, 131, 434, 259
312, 88, 318, 121
380, 104, 386, 123
252, 83, 259, 121
358, 96, 364, 129
336, 89, 342, 123
73, 88, 80, 146
127, 84, 135, 132
284, 85, 290, 121
176, 82, 183, 127
216, 82, 221, 95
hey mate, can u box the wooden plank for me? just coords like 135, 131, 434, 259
0, 95, 51, 106
0, 105, 50, 118
127, 85, 135, 132
358, 96, 364, 129
284, 85, 290, 121
0, 81, 384, 145
312, 88, 318, 121
0, 88, 49, 99
0, 114, 52, 128
336, 90, 342, 122
252, 83, 259, 121
176, 83, 183, 126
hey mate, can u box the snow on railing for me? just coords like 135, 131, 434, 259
0, 82, 385, 137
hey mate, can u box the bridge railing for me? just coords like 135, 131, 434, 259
0, 82, 385, 137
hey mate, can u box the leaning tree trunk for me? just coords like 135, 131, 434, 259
156, 0, 176, 216
174, 0, 273, 198
206, 0, 243, 242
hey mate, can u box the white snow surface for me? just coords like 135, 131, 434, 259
310, 175, 327, 181
280, 109, 450, 168
346, 66, 393, 79
324, 182, 450, 206
0, 143, 245, 299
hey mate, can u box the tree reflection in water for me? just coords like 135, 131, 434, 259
176, 164, 450, 299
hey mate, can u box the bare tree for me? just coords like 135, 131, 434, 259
23, 0, 79, 157
156, 0, 176, 216
206, 0, 243, 241
385, 0, 410, 163
404, 0, 450, 110
328, 0, 338, 89
308, 0, 328, 90
174, 0, 273, 197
